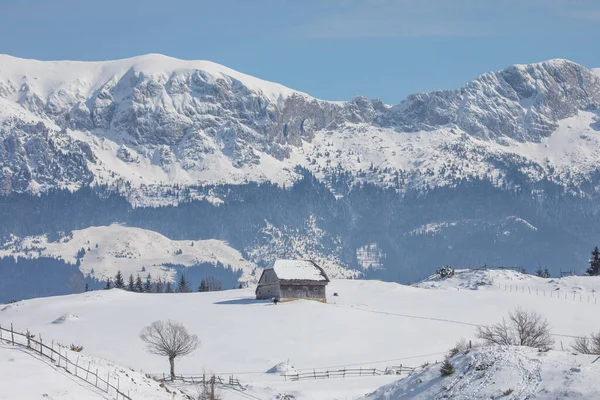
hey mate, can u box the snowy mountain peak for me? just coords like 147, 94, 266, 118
0, 53, 307, 103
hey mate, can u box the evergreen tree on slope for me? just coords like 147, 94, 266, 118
586, 246, 600, 276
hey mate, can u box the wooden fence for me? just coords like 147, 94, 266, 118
0, 323, 132, 400
156, 373, 244, 389
283, 365, 416, 381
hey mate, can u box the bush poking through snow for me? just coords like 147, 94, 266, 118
476, 308, 554, 351
196, 376, 223, 400
503, 388, 514, 396
571, 332, 600, 355
70, 344, 84, 352
436, 265, 455, 278
449, 338, 471, 357
440, 358, 455, 376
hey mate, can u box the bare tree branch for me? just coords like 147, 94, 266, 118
476, 308, 554, 350
571, 331, 600, 355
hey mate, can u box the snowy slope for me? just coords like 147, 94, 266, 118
0, 343, 188, 400
413, 268, 600, 297
0, 53, 305, 103
2, 276, 600, 399
363, 346, 600, 400
0, 224, 257, 283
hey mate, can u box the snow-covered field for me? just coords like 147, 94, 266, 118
2, 270, 600, 399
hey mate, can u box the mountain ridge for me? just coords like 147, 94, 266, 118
1, 54, 599, 203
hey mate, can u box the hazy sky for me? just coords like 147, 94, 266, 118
1, 0, 599, 103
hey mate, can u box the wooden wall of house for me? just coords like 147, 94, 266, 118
256, 269, 281, 299
279, 283, 327, 302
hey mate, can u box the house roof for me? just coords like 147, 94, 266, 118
271, 259, 329, 282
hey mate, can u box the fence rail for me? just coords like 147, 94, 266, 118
283, 365, 416, 381
155, 373, 244, 389
0, 323, 132, 400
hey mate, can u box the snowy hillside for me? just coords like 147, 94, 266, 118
0, 224, 257, 283
2, 276, 600, 399
363, 346, 600, 400
414, 268, 600, 296
0, 343, 188, 400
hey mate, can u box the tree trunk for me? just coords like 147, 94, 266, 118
169, 357, 175, 381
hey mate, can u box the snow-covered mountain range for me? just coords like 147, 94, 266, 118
2, 54, 600, 202
2, 54, 600, 296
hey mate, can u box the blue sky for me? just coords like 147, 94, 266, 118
1, 0, 599, 103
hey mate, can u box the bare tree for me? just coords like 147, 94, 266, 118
571, 332, 600, 354
140, 320, 200, 381
476, 308, 554, 350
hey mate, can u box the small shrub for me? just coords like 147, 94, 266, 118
503, 388, 514, 396
440, 358, 455, 376
70, 344, 84, 352
571, 332, 600, 355
421, 361, 430, 368
448, 346, 460, 357
436, 265, 455, 278
475, 308, 554, 351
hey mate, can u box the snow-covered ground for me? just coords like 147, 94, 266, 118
0, 342, 187, 400
0, 224, 257, 283
2, 270, 600, 399
414, 268, 600, 298
363, 346, 600, 400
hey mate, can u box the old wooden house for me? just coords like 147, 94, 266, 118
255, 259, 329, 302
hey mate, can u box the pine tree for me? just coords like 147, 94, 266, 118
104, 278, 112, 290
155, 278, 164, 293
165, 281, 174, 293
177, 274, 191, 293
135, 274, 144, 293
586, 246, 600, 276
144, 274, 153, 293
84, 282, 89, 292
440, 358, 455, 376
128, 274, 135, 291
543, 268, 550, 278
114, 271, 125, 289
198, 279, 207, 292
536, 266, 544, 278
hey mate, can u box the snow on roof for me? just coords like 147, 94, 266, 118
271, 259, 329, 282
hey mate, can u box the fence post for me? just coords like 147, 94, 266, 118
107, 371, 110, 393
39, 335, 43, 356
86, 362, 91, 380
11, 323, 14, 345
359, 367, 362, 376
51, 341, 55, 362
76, 356, 80, 376
0, 324, 2, 342
117, 377, 120, 400
96, 369, 99, 387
